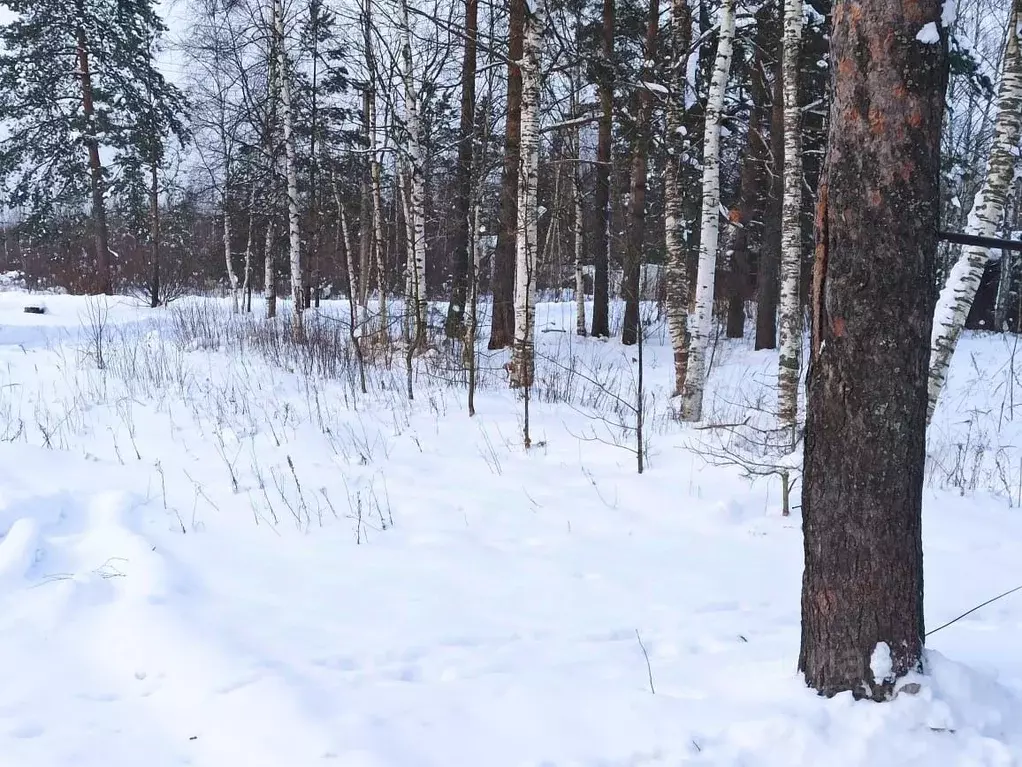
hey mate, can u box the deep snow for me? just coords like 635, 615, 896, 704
0, 291, 1020, 766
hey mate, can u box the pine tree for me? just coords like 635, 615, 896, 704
0, 0, 186, 295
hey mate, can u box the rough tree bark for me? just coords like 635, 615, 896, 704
800, 0, 948, 699
490, 0, 526, 349
621, 0, 660, 346
590, 0, 614, 338
665, 0, 692, 396
681, 0, 736, 421
777, 0, 804, 431
510, 0, 544, 388
445, 0, 478, 338
927, 0, 1022, 421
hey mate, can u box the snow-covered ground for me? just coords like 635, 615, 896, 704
0, 290, 1021, 766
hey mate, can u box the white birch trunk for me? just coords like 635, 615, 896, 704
777, 0, 803, 432
510, 0, 545, 388
242, 184, 256, 308
929, 0, 1022, 422
400, 166, 417, 344
274, 0, 303, 334
665, 0, 691, 397
398, 0, 428, 351
681, 0, 735, 421
223, 201, 240, 313
264, 218, 276, 318
370, 130, 388, 338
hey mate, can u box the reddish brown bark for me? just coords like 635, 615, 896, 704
489, 0, 525, 350
799, 0, 948, 699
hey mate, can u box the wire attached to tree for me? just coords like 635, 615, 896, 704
926, 584, 1022, 637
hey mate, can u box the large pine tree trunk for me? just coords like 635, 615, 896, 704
75, 21, 112, 296
800, 0, 947, 699
777, 0, 804, 431
445, 0, 478, 339
665, 0, 692, 396
590, 0, 614, 338
621, 0, 660, 346
489, 0, 525, 349
928, 0, 1022, 421
681, 0, 736, 421
510, 1, 544, 388
274, 0, 303, 335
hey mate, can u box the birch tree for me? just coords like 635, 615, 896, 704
777, 0, 804, 432
272, 0, 303, 334
681, 0, 736, 421
928, 0, 1022, 421
665, 0, 692, 395
398, 0, 429, 352
509, 0, 545, 388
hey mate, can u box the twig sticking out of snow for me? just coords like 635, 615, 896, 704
636, 629, 655, 695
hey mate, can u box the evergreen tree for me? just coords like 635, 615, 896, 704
0, 0, 186, 294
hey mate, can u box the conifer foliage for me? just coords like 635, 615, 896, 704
0, 0, 186, 294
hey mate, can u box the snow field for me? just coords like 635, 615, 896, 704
0, 291, 1020, 765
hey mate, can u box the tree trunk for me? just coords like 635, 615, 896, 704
510, 1, 544, 388
263, 24, 278, 320
274, 0, 303, 335
928, 0, 1022, 421
149, 161, 160, 308
800, 0, 948, 699
399, 0, 428, 352
445, 0, 478, 338
264, 219, 276, 318
242, 183, 256, 310
590, 0, 615, 338
76, 21, 112, 296
777, 0, 804, 431
307, 0, 323, 310
621, 0, 660, 346
489, 0, 525, 349
223, 201, 240, 313
665, 0, 692, 396
359, 92, 373, 308
573, 88, 587, 337
756, 37, 783, 351
681, 0, 735, 421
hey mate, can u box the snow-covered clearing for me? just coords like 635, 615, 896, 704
0, 291, 1021, 765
